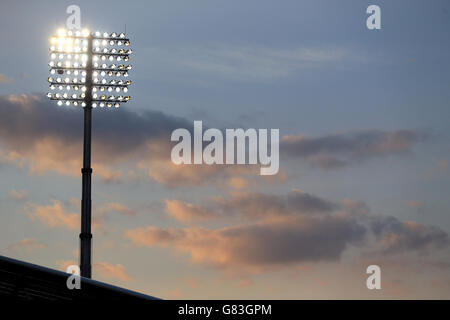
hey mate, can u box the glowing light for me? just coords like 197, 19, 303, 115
48, 27, 132, 109
57, 28, 66, 37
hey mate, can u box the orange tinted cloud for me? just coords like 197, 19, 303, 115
137, 189, 450, 275
26, 200, 79, 230
140, 159, 264, 187
9, 189, 28, 202
55, 259, 77, 272
165, 199, 213, 224
25, 199, 137, 231
164, 189, 337, 224
4, 94, 423, 188
100, 202, 138, 217
94, 262, 132, 282
1, 94, 273, 187
0, 94, 176, 183
8, 238, 47, 254
125, 215, 367, 274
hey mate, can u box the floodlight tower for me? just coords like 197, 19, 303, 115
47, 28, 132, 278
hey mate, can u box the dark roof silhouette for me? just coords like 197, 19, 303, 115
0, 255, 159, 301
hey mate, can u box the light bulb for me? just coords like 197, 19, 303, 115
57, 28, 66, 37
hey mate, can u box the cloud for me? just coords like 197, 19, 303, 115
26, 200, 79, 230
0, 94, 186, 182
228, 177, 248, 190
128, 189, 449, 275
281, 130, 425, 169
93, 201, 139, 227
0, 94, 427, 186
0, 74, 12, 84
147, 45, 358, 81
94, 262, 132, 282
370, 216, 449, 254
8, 238, 47, 254
57, 259, 132, 283
165, 200, 213, 224
164, 189, 338, 224
0, 94, 275, 187
25, 199, 136, 231
55, 259, 77, 272
9, 189, 28, 202
99, 202, 138, 217
125, 215, 367, 273
138, 159, 266, 187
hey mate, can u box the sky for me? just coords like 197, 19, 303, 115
0, 0, 450, 299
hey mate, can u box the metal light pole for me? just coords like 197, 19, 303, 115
80, 34, 93, 277
47, 28, 132, 278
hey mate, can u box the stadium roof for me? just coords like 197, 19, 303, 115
0, 255, 159, 301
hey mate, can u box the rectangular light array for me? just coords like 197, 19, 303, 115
47, 29, 132, 108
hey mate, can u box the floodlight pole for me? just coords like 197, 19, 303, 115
48, 30, 132, 278
80, 34, 93, 279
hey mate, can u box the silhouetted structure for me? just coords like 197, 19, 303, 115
0, 255, 157, 301
47, 29, 132, 278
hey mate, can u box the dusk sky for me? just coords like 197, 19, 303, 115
1, 0, 450, 299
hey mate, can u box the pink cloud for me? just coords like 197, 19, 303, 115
94, 262, 132, 282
